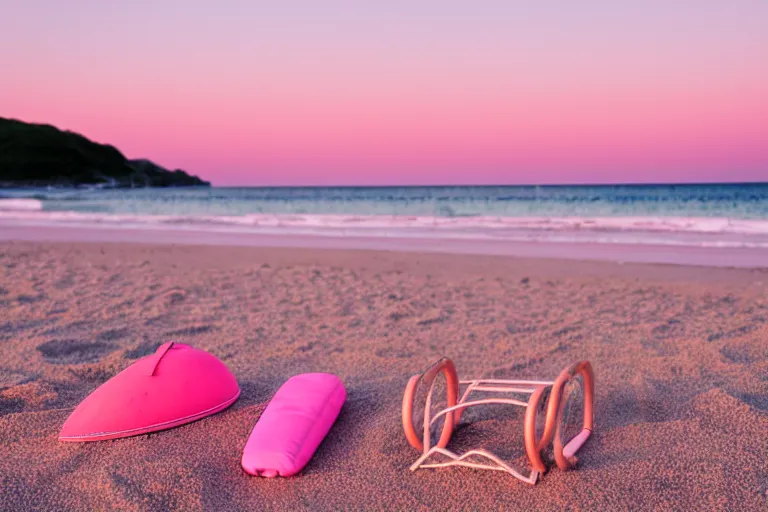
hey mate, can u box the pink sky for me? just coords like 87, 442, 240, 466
2, 1, 767, 186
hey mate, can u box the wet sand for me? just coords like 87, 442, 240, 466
3, 221, 768, 268
0, 241, 766, 511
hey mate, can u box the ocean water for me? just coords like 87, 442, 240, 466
1, 184, 767, 248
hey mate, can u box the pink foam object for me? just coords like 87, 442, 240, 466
241, 373, 346, 477
59, 342, 240, 442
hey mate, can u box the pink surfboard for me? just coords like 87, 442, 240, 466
59, 342, 240, 442
241, 373, 346, 477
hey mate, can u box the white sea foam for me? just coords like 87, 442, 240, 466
1, 210, 768, 248
0, 198, 44, 211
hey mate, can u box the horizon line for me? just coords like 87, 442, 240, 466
208, 180, 768, 189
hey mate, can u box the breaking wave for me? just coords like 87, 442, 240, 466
2, 210, 767, 248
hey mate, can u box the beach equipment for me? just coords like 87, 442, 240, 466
59, 342, 240, 442
242, 373, 346, 477
402, 358, 594, 485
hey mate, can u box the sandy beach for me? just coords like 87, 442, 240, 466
1, 240, 766, 511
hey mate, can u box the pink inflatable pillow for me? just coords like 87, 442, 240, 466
241, 373, 346, 477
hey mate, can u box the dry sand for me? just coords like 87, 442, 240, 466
0, 241, 766, 511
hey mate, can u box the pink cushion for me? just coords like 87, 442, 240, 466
241, 373, 346, 477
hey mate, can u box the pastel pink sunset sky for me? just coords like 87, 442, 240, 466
2, 1, 767, 186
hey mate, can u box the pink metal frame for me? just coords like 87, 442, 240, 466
402, 358, 594, 485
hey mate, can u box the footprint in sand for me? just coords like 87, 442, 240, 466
17, 294, 44, 304
165, 324, 215, 337
736, 393, 768, 411
95, 328, 131, 342
375, 347, 414, 359
54, 273, 76, 290
0, 396, 25, 415
36, 339, 117, 365
124, 341, 160, 359
0, 368, 30, 388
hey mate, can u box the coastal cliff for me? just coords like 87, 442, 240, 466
0, 117, 209, 188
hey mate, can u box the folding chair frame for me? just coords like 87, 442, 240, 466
402, 358, 594, 485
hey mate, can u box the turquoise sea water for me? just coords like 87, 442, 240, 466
2, 183, 767, 218
1, 183, 767, 248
